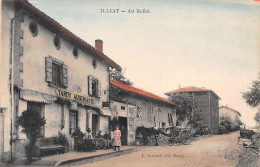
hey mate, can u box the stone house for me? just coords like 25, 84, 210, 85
0, 0, 120, 161
165, 86, 220, 134
110, 80, 177, 145
219, 106, 241, 128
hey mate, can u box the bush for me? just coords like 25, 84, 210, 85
57, 132, 69, 146
219, 125, 227, 134
220, 116, 232, 132
17, 108, 46, 161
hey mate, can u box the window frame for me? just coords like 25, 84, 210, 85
45, 56, 68, 88
88, 75, 101, 99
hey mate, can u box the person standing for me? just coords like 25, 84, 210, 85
113, 126, 121, 150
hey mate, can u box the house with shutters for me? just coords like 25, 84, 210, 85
110, 80, 177, 146
0, 0, 121, 161
165, 86, 220, 134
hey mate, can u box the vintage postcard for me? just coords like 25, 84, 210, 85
0, 0, 260, 166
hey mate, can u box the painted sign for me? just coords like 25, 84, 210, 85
55, 88, 95, 106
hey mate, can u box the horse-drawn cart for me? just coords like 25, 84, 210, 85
238, 129, 255, 142
135, 126, 195, 146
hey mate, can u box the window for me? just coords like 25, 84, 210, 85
168, 113, 173, 125
92, 59, 97, 69
52, 62, 61, 86
73, 47, 78, 59
53, 36, 61, 50
45, 56, 68, 88
88, 76, 101, 98
29, 21, 38, 37
121, 106, 126, 110
162, 122, 166, 128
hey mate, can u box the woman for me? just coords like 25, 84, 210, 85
113, 126, 121, 150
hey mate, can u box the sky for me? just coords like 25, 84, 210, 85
28, 0, 260, 127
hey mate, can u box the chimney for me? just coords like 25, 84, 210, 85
179, 85, 181, 89
95, 39, 103, 52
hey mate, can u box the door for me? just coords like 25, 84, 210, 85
69, 110, 78, 135
92, 114, 99, 137
119, 117, 128, 145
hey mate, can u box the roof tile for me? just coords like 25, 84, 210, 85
111, 80, 177, 107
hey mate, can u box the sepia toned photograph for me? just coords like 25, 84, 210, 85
0, 0, 260, 166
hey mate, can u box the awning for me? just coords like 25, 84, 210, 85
20, 89, 57, 103
98, 108, 112, 116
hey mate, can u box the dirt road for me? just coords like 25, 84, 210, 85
68, 132, 247, 167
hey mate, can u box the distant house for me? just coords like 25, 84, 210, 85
219, 106, 241, 128
165, 86, 220, 134
110, 80, 177, 145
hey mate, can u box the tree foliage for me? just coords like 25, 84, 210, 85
219, 116, 232, 132
168, 93, 204, 130
17, 107, 46, 161
242, 76, 260, 107
254, 111, 260, 125
110, 68, 132, 86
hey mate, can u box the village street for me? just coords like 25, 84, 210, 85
63, 131, 252, 167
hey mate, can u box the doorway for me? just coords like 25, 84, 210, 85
118, 117, 127, 145
92, 114, 99, 137
69, 110, 78, 135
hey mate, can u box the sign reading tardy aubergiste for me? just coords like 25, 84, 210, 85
55, 88, 95, 106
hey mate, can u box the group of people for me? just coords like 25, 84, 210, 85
71, 126, 122, 151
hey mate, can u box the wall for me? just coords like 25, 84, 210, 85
209, 93, 219, 134
219, 108, 240, 126
111, 94, 176, 145
194, 92, 210, 126
21, 15, 110, 106
193, 92, 219, 134
0, 0, 15, 162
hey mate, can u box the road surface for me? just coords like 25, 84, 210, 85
66, 132, 245, 167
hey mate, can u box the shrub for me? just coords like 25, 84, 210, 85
219, 125, 227, 134
58, 131, 69, 146
17, 108, 46, 161
220, 116, 232, 132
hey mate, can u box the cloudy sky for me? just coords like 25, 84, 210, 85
29, 0, 260, 127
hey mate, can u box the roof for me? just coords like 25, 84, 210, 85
165, 86, 220, 99
110, 80, 177, 107
219, 106, 241, 117
15, 0, 121, 71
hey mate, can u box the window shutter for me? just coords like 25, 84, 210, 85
62, 64, 68, 88
88, 76, 92, 96
98, 81, 101, 98
45, 57, 52, 82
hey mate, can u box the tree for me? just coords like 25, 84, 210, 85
110, 68, 133, 86
220, 116, 232, 132
17, 107, 46, 161
242, 76, 260, 107
254, 111, 260, 125
168, 93, 204, 130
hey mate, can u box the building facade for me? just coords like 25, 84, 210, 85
165, 86, 220, 134
110, 80, 177, 145
219, 106, 241, 128
1, 0, 121, 161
